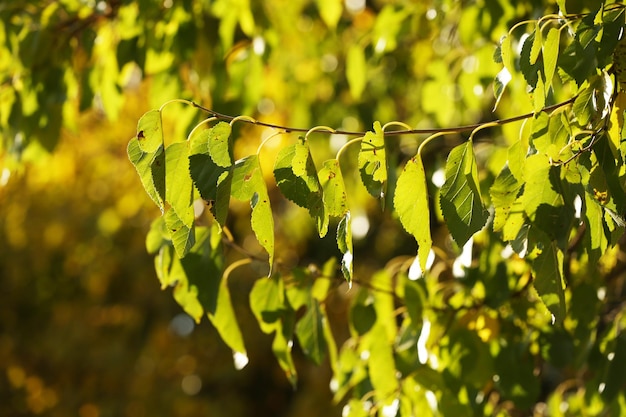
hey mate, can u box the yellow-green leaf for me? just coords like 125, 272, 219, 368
530, 25, 543, 65
319, 159, 348, 218
274, 140, 328, 236
232, 155, 274, 273
165, 141, 194, 224
136, 109, 163, 153
394, 156, 432, 271
337, 211, 353, 285
490, 166, 523, 232
543, 28, 560, 92
127, 137, 165, 212
295, 298, 327, 365
531, 240, 566, 325
206, 121, 233, 168
164, 207, 195, 258
440, 140, 488, 247
358, 121, 387, 199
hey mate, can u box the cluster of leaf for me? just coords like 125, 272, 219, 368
130, 3, 626, 415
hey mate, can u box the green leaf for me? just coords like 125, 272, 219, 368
366, 322, 398, 400
531, 240, 566, 325
127, 137, 165, 212
542, 28, 560, 92
337, 211, 353, 285
161, 225, 246, 359
358, 121, 387, 199
520, 31, 541, 88
349, 290, 377, 336
318, 159, 348, 218
273, 140, 328, 237
136, 109, 163, 153
189, 153, 232, 227
520, 154, 570, 243
165, 141, 194, 223
532, 111, 571, 162
164, 207, 195, 258
440, 140, 488, 247
250, 275, 297, 385
295, 298, 327, 365
346, 45, 367, 100
146, 216, 169, 255
493, 68, 512, 111
490, 166, 523, 232
530, 25, 542, 65
232, 155, 275, 273
499, 35, 515, 74
502, 198, 527, 242
507, 136, 528, 182
206, 121, 233, 168
188, 127, 232, 228
573, 83, 595, 126
394, 156, 432, 271
583, 191, 608, 266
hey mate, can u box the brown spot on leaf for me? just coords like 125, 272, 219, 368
138, 130, 145, 139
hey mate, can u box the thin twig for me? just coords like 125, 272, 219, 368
189, 97, 577, 137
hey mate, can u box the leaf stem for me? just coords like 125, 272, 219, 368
335, 136, 363, 161
230, 115, 257, 126
186, 117, 218, 141
222, 258, 253, 282
468, 121, 500, 142
382, 121, 413, 131
305, 125, 337, 140
158, 98, 193, 112
257, 130, 286, 156
417, 131, 450, 157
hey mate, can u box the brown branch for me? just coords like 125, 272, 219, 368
190, 97, 577, 137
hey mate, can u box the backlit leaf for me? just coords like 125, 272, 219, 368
159, 224, 246, 359
319, 159, 348, 218
164, 207, 195, 258
440, 140, 488, 247
127, 137, 165, 212
573, 83, 596, 126
189, 127, 232, 227
531, 240, 565, 325
493, 68, 512, 111
337, 211, 353, 285
207, 121, 233, 168
136, 109, 163, 153
530, 25, 542, 65
490, 166, 523, 232
165, 141, 194, 223
394, 156, 431, 271
295, 298, 327, 365
520, 31, 541, 88
189, 153, 232, 227
520, 154, 573, 246
366, 323, 398, 399
499, 35, 515, 74
358, 121, 387, 199
543, 28, 560, 92
232, 155, 274, 273
274, 140, 328, 236
583, 191, 608, 266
